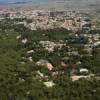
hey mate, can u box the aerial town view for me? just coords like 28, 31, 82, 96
0, 0, 100, 99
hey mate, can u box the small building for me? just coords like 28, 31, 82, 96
28, 57, 33, 62
36, 59, 53, 71
79, 68, 89, 75
71, 51, 80, 56
27, 50, 34, 54
44, 81, 55, 88
82, 48, 92, 56
21, 38, 28, 44
75, 61, 81, 65
61, 57, 69, 67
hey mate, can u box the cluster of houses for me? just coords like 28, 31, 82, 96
0, 10, 92, 31
39, 41, 66, 52
5, 9, 98, 87
74, 32, 100, 56
16, 27, 100, 87
16, 35, 97, 85
15, 29, 100, 87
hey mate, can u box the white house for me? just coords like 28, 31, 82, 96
44, 81, 55, 88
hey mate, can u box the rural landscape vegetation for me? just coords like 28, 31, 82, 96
0, 0, 100, 100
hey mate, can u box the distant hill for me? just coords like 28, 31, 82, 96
0, 0, 32, 4
10, 1, 32, 4
0, 0, 100, 6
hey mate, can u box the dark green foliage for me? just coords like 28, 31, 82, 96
0, 26, 99, 100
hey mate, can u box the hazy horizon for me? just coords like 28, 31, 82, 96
0, 0, 99, 3
0, 0, 100, 7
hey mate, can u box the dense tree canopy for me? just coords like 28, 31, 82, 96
0, 23, 100, 100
